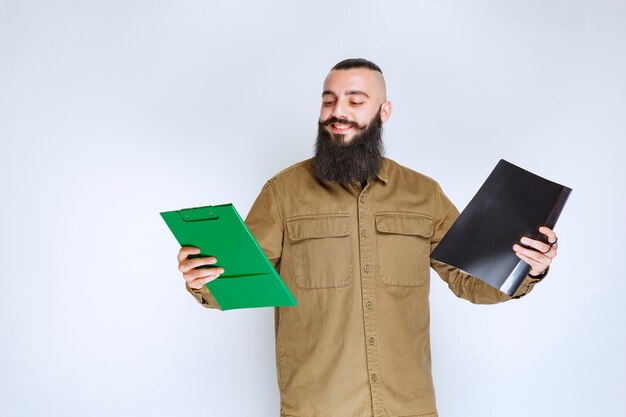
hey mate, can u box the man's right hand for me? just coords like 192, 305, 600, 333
178, 246, 224, 290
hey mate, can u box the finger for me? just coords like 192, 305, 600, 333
545, 245, 558, 259
519, 236, 551, 254
539, 227, 558, 244
514, 252, 545, 274
183, 266, 224, 282
185, 272, 221, 286
513, 244, 549, 264
188, 274, 221, 289
536, 240, 559, 259
178, 246, 201, 263
178, 256, 218, 273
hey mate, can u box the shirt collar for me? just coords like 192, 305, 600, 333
376, 158, 389, 184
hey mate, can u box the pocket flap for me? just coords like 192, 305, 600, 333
375, 212, 433, 238
287, 213, 351, 242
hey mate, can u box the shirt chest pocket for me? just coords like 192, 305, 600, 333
375, 211, 433, 287
286, 213, 353, 289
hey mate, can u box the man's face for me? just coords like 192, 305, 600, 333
319, 68, 390, 145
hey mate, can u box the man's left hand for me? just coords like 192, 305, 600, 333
512, 226, 558, 276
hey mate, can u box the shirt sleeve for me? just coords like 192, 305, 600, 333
429, 181, 547, 304
244, 180, 284, 269
185, 181, 284, 309
186, 283, 223, 310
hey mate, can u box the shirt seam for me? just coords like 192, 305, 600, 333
268, 179, 285, 232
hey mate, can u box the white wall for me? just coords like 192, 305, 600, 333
1, 1, 624, 416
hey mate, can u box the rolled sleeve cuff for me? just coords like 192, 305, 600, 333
511, 266, 549, 299
186, 283, 222, 310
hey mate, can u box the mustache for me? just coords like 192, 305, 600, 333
319, 117, 367, 130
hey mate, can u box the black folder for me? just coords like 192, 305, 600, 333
430, 160, 572, 295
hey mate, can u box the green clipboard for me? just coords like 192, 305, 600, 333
160, 203, 297, 311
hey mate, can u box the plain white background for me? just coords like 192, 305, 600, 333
1, 1, 625, 416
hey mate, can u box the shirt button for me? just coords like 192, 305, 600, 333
366, 301, 373, 310
359, 195, 366, 204
360, 229, 368, 237
371, 373, 378, 382
363, 265, 371, 273
368, 337, 376, 345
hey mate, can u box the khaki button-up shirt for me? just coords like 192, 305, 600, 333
188, 158, 544, 417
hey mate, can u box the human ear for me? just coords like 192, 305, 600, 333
380, 101, 392, 123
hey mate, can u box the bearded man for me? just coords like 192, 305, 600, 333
177, 58, 559, 417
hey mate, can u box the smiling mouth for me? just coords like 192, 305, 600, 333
330, 122, 353, 133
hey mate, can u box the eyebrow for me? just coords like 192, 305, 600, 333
322, 90, 370, 98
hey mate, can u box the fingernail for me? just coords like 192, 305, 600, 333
219, 268, 224, 273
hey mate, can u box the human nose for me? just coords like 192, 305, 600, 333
330, 98, 349, 120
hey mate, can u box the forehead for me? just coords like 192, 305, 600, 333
322, 68, 380, 96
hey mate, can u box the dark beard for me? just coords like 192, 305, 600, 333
312, 110, 384, 185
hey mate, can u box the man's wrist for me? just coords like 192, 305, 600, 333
529, 266, 549, 279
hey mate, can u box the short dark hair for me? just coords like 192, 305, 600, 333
331, 58, 383, 74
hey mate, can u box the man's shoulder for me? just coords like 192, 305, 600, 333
384, 157, 440, 188
267, 158, 315, 184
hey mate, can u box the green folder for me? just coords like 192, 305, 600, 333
160, 203, 297, 311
